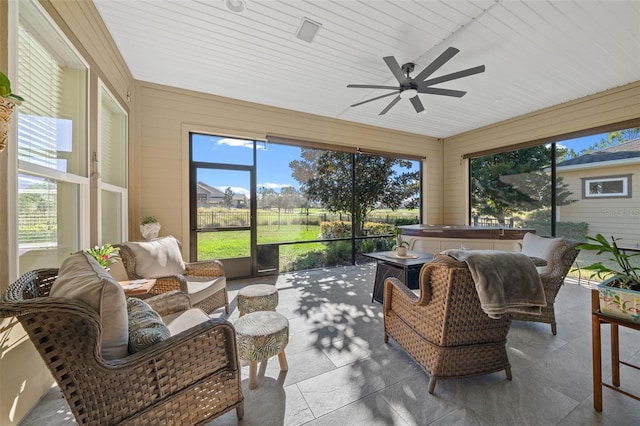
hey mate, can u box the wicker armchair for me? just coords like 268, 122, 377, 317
116, 241, 229, 314
0, 268, 244, 425
510, 236, 580, 335
383, 256, 512, 394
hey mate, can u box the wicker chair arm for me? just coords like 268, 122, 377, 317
151, 275, 188, 294
145, 291, 192, 316
185, 259, 225, 277
122, 318, 239, 369
383, 277, 419, 314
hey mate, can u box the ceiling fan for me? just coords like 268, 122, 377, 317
347, 47, 485, 115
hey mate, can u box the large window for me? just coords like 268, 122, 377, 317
16, 0, 89, 273
191, 134, 422, 274
470, 126, 640, 275
98, 83, 128, 244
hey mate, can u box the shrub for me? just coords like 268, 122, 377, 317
319, 221, 351, 239
325, 241, 352, 266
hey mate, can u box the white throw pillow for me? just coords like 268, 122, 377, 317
125, 236, 187, 278
520, 232, 565, 275
50, 251, 129, 360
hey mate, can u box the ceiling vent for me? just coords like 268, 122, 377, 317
296, 18, 321, 43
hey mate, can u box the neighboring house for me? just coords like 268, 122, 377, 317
197, 181, 247, 208
556, 138, 640, 248
196, 182, 225, 205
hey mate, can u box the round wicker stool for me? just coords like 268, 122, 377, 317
237, 284, 278, 316
235, 311, 289, 390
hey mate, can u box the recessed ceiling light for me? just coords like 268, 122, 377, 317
225, 0, 246, 13
296, 18, 322, 43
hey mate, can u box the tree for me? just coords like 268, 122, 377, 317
558, 127, 640, 161
289, 149, 419, 236
223, 187, 234, 209
471, 145, 576, 222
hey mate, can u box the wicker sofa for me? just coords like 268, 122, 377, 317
115, 236, 229, 314
0, 265, 244, 425
383, 255, 513, 394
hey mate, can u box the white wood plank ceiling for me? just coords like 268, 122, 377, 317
93, 0, 640, 139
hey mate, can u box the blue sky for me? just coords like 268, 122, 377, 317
192, 132, 610, 197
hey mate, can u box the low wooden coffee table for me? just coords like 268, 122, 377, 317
119, 279, 156, 296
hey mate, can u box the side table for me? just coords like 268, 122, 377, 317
119, 279, 156, 297
591, 288, 640, 411
362, 251, 433, 303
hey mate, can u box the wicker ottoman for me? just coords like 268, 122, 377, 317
237, 284, 278, 316
235, 311, 289, 389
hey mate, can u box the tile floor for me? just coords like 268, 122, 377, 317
19, 264, 640, 425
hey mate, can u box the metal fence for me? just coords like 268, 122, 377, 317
197, 211, 419, 230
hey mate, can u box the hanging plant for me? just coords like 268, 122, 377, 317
0, 71, 25, 153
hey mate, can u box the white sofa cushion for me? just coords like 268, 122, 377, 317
163, 308, 210, 336
125, 236, 186, 278
520, 232, 565, 275
51, 251, 129, 360
186, 276, 226, 305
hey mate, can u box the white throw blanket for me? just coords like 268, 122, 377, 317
441, 249, 546, 319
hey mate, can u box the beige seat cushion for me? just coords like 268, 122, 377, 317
51, 251, 128, 360
520, 232, 565, 275
108, 253, 129, 282
186, 276, 226, 305
125, 236, 186, 278
163, 308, 210, 336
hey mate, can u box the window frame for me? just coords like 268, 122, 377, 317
97, 80, 129, 244
582, 174, 631, 199
13, 0, 91, 276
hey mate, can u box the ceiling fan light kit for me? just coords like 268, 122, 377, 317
347, 47, 485, 115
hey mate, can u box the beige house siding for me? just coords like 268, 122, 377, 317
442, 81, 640, 225
133, 81, 440, 257
558, 163, 640, 248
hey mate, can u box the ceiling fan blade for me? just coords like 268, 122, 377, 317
347, 84, 401, 90
413, 47, 460, 81
417, 86, 467, 97
383, 56, 407, 84
379, 95, 401, 115
350, 91, 399, 107
410, 96, 425, 113
422, 65, 486, 87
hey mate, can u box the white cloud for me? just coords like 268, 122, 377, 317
216, 186, 250, 196
217, 138, 254, 149
258, 182, 295, 190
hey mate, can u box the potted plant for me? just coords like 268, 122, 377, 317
140, 215, 161, 240
86, 243, 119, 269
394, 227, 410, 257
577, 234, 640, 322
0, 71, 25, 153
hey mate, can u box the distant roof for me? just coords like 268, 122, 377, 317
557, 138, 640, 167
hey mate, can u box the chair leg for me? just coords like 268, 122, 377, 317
505, 366, 512, 380
248, 361, 258, 389
236, 403, 244, 419
428, 377, 437, 394
384, 333, 389, 343
551, 323, 557, 335
278, 350, 288, 371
